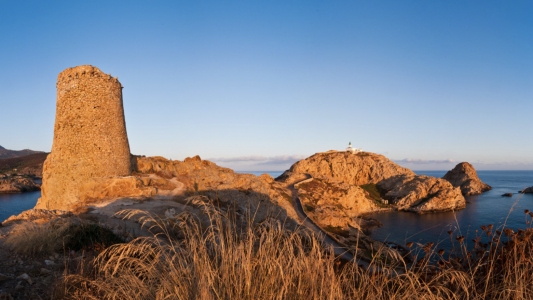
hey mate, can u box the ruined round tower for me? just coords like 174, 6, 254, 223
36, 65, 132, 210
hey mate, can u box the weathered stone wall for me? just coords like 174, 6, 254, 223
36, 65, 132, 210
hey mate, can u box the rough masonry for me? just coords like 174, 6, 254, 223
36, 65, 132, 210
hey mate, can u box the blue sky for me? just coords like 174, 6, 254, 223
1, 1, 532, 171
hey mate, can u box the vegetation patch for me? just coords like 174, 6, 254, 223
5, 221, 124, 256
416, 192, 438, 207
303, 204, 315, 212
281, 192, 292, 204
64, 223, 124, 252
360, 183, 390, 207
53, 205, 533, 300
355, 152, 371, 156
0, 152, 49, 174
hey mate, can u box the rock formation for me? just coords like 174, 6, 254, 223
131, 155, 299, 224
36, 66, 132, 210
288, 151, 415, 185
377, 175, 464, 212
443, 162, 491, 196
284, 151, 465, 215
294, 175, 379, 230
520, 187, 533, 193
0, 178, 40, 193
502, 193, 513, 197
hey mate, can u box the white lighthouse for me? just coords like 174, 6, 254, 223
346, 142, 362, 154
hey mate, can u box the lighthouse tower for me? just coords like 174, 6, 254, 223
345, 142, 362, 154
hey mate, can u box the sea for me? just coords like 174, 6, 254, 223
368, 171, 533, 250
2, 171, 532, 251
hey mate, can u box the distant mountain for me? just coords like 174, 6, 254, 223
0, 153, 49, 176
0, 146, 43, 159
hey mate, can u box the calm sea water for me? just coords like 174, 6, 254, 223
368, 171, 533, 250
0, 191, 42, 222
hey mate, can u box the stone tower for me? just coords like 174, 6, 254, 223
36, 65, 132, 210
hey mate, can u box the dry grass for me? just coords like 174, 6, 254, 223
5, 219, 71, 256
5, 219, 124, 257
54, 202, 533, 300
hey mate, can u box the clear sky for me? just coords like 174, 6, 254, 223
1, 1, 532, 171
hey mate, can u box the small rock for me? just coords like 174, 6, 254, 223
40, 268, 51, 274
49, 256, 55, 261
44, 260, 55, 266
502, 193, 513, 197
15, 281, 24, 291
16, 273, 32, 285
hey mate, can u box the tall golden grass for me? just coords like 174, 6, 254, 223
5, 219, 71, 255
55, 202, 533, 300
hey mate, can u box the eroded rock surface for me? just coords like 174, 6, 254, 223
377, 175, 465, 213
295, 177, 379, 230
0, 178, 40, 193
443, 162, 491, 196
289, 151, 415, 185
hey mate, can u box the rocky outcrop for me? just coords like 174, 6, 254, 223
285, 151, 465, 214
289, 151, 415, 185
132, 155, 300, 225
443, 162, 491, 196
377, 175, 465, 213
37, 66, 132, 211
0, 178, 40, 193
295, 177, 379, 230
502, 193, 513, 197
520, 187, 533, 194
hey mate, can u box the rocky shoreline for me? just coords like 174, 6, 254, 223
0, 178, 40, 194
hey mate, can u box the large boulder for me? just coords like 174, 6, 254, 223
443, 162, 491, 196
